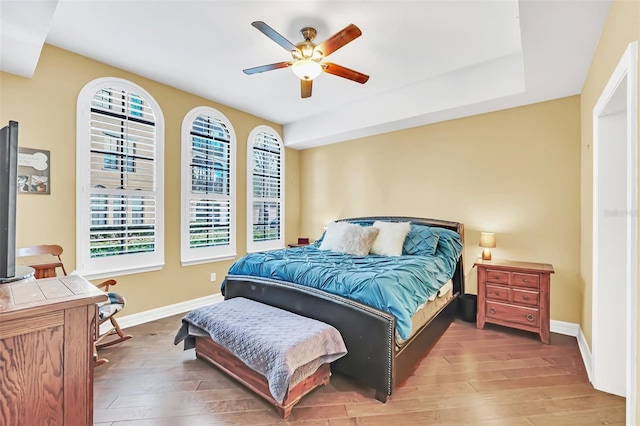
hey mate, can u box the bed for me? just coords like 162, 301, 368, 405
222, 216, 465, 402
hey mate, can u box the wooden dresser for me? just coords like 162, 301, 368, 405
0, 275, 107, 425
475, 259, 554, 344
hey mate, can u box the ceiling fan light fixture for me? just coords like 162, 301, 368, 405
291, 59, 322, 81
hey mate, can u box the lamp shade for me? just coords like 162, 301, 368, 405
291, 60, 322, 80
479, 232, 496, 248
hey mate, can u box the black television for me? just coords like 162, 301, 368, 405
0, 121, 18, 281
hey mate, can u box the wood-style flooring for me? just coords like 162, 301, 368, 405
94, 314, 625, 425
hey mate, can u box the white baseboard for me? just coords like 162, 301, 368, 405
550, 319, 580, 337
551, 319, 592, 384
577, 327, 594, 383
100, 293, 223, 335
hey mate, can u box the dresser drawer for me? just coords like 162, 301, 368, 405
485, 269, 509, 284
485, 284, 509, 302
486, 301, 539, 327
513, 288, 539, 306
513, 272, 539, 289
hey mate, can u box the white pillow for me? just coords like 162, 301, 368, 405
319, 222, 351, 251
319, 222, 379, 256
370, 221, 411, 256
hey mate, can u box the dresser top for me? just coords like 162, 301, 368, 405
0, 275, 107, 321
474, 258, 555, 274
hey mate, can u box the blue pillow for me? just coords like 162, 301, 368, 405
435, 228, 464, 261
402, 224, 440, 256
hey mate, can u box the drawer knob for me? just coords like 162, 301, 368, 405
523, 295, 529, 300
494, 292, 500, 296
492, 276, 500, 280
523, 279, 528, 283
489, 308, 496, 314
526, 314, 534, 322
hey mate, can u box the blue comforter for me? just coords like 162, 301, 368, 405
224, 245, 456, 340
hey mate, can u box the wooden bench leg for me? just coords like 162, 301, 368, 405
277, 406, 293, 419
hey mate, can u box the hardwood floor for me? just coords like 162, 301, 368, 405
94, 314, 625, 425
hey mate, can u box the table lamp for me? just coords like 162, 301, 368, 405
479, 232, 496, 260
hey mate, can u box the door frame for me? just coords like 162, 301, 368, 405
592, 40, 638, 424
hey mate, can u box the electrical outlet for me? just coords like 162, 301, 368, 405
210, 272, 217, 282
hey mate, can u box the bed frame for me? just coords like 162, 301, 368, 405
223, 216, 465, 402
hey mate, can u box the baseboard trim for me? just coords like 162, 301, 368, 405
551, 319, 592, 384
577, 327, 593, 383
100, 293, 223, 335
550, 319, 580, 337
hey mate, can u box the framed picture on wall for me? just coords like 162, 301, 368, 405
18, 147, 50, 194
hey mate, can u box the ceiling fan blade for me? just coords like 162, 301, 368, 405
316, 24, 362, 57
251, 21, 298, 53
323, 62, 369, 84
243, 61, 291, 75
301, 79, 312, 98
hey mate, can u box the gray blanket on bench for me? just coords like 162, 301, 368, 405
174, 297, 347, 404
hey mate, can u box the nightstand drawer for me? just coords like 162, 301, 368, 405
485, 284, 509, 302
486, 301, 539, 327
513, 272, 539, 289
513, 288, 539, 306
485, 269, 509, 284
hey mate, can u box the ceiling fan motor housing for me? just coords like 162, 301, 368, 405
294, 27, 322, 61
300, 27, 317, 42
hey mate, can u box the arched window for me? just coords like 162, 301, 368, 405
76, 78, 164, 278
247, 126, 284, 252
181, 107, 236, 265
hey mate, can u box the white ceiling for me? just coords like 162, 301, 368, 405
1, 0, 611, 149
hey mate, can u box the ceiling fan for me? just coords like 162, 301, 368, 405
243, 21, 369, 99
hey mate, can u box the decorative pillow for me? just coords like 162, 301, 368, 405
319, 222, 379, 256
435, 228, 464, 269
402, 225, 441, 256
315, 220, 372, 246
370, 221, 411, 256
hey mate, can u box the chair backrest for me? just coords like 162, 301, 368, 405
16, 244, 64, 258
16, 244, 67, 278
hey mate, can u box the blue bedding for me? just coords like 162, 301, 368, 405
223, 230, 461, 340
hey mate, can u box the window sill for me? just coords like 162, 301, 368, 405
181, 254, 237, 267
80, 263, 163, 281
246, 246, 285, 254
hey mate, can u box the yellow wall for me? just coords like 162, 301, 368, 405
0, 44, 300, 314
579, 0, 639, 417
299, 96, 582, 323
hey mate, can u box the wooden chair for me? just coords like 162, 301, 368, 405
16, 244, 67, 278
16, 244, 132, 366
93, 278, 132, 366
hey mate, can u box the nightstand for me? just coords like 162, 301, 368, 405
288, 238, 311, 248
475, 259, 554, 344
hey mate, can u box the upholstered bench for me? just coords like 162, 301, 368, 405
174, 297, 347, 418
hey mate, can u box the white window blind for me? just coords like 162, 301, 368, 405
247, 126, 284, 252
77, 78, 164, 278
181, 108, 236, 265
